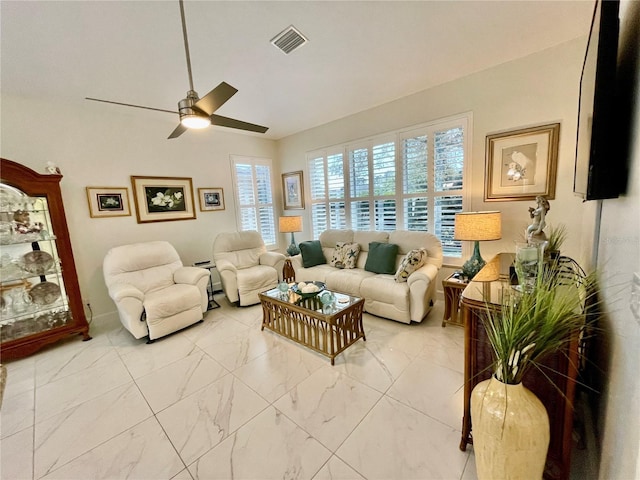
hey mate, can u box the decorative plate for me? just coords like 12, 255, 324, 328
29, 281, 61, 305
22, 251, 54, 275
291, 281, 326, 298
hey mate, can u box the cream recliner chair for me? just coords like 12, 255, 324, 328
103, 241, 209, 342
213, 231, 285, 306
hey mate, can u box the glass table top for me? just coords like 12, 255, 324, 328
261, 282, 362, 315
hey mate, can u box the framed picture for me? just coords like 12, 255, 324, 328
485, 123, 560, 201
130, 176, 196, 223
282, 171, 305, 210
198, 187, 225, 212
85, 187, 131, 218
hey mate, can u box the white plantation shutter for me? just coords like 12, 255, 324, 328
433, 126, 465, 256
309, 156, 325, 201
374, 199, 396, 231
307, 114, 469, 260
308, 151, 345, 239
435, 195, 463, 257
350, 200, 370, 230
403, 135, 428, 194
402, 134, 429, 231
311, 203, 327, 237
327, 154, 344, 199
434, 127, 464, 191
231, 156, 276, 247
372, 141, 395, 196
349, 148, 369, 198
329, 202, 347, 229
404, 197, 428, 231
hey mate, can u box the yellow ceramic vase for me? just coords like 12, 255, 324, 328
470, 376, 550, 480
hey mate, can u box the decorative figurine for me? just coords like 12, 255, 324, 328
45, 162, 61, 175
526, 195, 550, 242
13, 210, 43, 235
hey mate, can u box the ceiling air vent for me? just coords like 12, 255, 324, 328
271, 25, 308, 55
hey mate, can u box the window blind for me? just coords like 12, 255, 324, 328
307, 114, 469, 258
231, 156, 276, 247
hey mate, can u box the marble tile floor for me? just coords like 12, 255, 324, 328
0, 295, 586, 480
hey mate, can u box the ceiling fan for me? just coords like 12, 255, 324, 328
86, 0, 268, 139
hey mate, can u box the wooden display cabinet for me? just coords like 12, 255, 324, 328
0, 158, 90, 360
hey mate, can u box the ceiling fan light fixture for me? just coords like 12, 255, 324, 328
178, 91, 211, 129
181, 114, 211, 129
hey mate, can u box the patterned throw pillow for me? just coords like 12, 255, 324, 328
330, 242, 361, 269
394, 248, 427, 282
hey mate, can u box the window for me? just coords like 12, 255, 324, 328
307, 114, 470, 261
231, 155, 276, 247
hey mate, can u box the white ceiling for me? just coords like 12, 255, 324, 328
1, 0, 595, 140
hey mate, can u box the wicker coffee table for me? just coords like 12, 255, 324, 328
259, 286, 365, 365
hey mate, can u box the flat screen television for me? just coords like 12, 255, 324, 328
574, 0, 622, 200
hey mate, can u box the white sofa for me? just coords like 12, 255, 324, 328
290, 229, 443, 324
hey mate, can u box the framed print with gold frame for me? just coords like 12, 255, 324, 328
198, 187, 225, 212
86, 187, 131, 218
485, 123, 560, 201
282, 171, 304, 210
131, 175, 196, 223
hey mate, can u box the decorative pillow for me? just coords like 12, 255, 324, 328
299, 240, 326, 268
364, 242, 399, 274
394, 248, 427, 282
330, 242, 361, 269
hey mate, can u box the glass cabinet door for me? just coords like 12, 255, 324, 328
1, 185, 73, 342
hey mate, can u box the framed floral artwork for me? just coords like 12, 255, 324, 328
485, 123, 560, 201
198, 187, 225, 212
131, 176, 196, 223
282, 171, 304, 210
85, 187, 131, 218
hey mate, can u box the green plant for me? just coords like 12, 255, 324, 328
482, 263, 597, 385
546, 223, 568, 252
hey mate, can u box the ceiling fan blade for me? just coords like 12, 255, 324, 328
211, 114, 269, 134
194, 82, 238, 116
168, 123, 188, 139
85, 97, 178, 115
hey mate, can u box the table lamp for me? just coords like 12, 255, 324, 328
454, 211, 502, 280
279, 216, 302, 256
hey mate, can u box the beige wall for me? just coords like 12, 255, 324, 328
595, 0, 640, 477
277, 37, 599, 275
1, 95, 277, 319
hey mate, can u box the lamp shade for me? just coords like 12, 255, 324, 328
454, 211, 502, 241
279, 216, 302, 233
473, 254, 501, 282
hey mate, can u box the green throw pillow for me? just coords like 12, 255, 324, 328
364, 242, 399, 274
299, 240, 326, 268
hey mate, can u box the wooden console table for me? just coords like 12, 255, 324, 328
459, 253, 579, 480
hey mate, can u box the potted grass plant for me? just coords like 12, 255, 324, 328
470, 261, 597, 480
546, 223, 568, 260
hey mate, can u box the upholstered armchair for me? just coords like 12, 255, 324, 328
213, 231, 285, 306
103, 241, 209, 342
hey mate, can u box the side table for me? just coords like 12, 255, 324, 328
442, 274, 467, 327
194, 261, 221, 310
